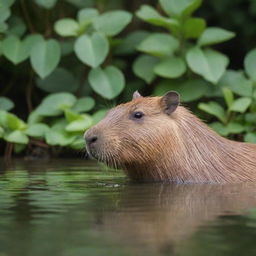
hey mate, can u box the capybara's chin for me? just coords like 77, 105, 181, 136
85, 91, 256, 184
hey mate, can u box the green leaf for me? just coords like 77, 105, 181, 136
198, 27, 235, 46
26, 123, 49, 138
45, 129, 75, 146
210, 122, 244, 136
74, 33, 109, 68
154, 57, 186, 78
2, 35, 30, 64
186, 47, 229, 84
244, 133, 256, 143
0, 126, 4, 138
0, 97, 14, 111
209, 122, 229, 136
70, 136, 85, 150
183, 18, 206, 39
198, 101, 226, 123
115, 30, 149, 55
0, 4, 10, 23
88, 66, 125, 100
222, 88, 234, 109
218, 70, 253, 97
93, 10, 132, 36
244, 48, 256, 82
30, 39, 61, 78
36, 67, 78, 93
92, 109, 108, 124
64, 109, 82, 123
136, 5, 178, 31
23, 34, 44, 53
71, 97, 95, 113
34, 0, 57, 9
132, 55, 159, 84
7, 16, 26, 37
65, 114, 93, 132
78, 8, 99, 25
27, 110, 43, 125
36, 92, 77, 116
245, 113, 256, 124
5, 130, 29, 144
225, 122, 245, 134
6, 112, 27, 131
154, 79, 210, 102
159, 0, 202, 17
137, 33, 179, 57
54, 18, 79, 37
230, 97, 252, 113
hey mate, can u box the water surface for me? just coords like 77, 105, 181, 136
1, 159, 256, 256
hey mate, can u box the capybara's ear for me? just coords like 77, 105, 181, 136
132, 90, 142, 100
160, 91, 180, 115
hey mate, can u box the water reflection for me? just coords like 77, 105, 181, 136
0, 159, 256, 256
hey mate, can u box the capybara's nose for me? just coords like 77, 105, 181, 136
85, 135, 98, 146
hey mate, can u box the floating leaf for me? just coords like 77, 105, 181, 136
30, 39, 61, 78
74, 33, 109, 68
132, 55, 159, 84
186, 47, 229, 84
198, 27, 235, 46
154, 57, 186, 78
93, 10, 132, 36
137, 33, 179, 57
88, 66, 125, 99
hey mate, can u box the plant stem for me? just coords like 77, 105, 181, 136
26, 70, 34, 113
4, 143, 13, 160
21, 0, 35, 33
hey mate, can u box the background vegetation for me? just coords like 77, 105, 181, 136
0, 0, 256, 158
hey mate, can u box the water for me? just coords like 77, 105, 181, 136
1, 159, 256, 256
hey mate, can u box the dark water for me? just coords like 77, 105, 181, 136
1, 159, 256, 256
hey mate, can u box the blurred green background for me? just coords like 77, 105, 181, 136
1, 0, 256, 158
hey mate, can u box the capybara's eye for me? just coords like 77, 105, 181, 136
133, 111, 144, 119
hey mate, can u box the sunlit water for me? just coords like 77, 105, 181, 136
1, 159, 256, 256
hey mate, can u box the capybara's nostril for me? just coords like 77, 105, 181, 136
85, 135, 98, 146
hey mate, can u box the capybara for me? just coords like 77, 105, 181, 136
85, 91, 256, 183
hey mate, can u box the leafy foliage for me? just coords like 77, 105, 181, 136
0, 0, 256, 156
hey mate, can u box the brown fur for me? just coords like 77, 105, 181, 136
85, 94, 256, 183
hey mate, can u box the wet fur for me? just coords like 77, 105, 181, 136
86, 96, 256, 183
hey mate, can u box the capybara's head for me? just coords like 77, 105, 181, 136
84, 91, 180, 170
